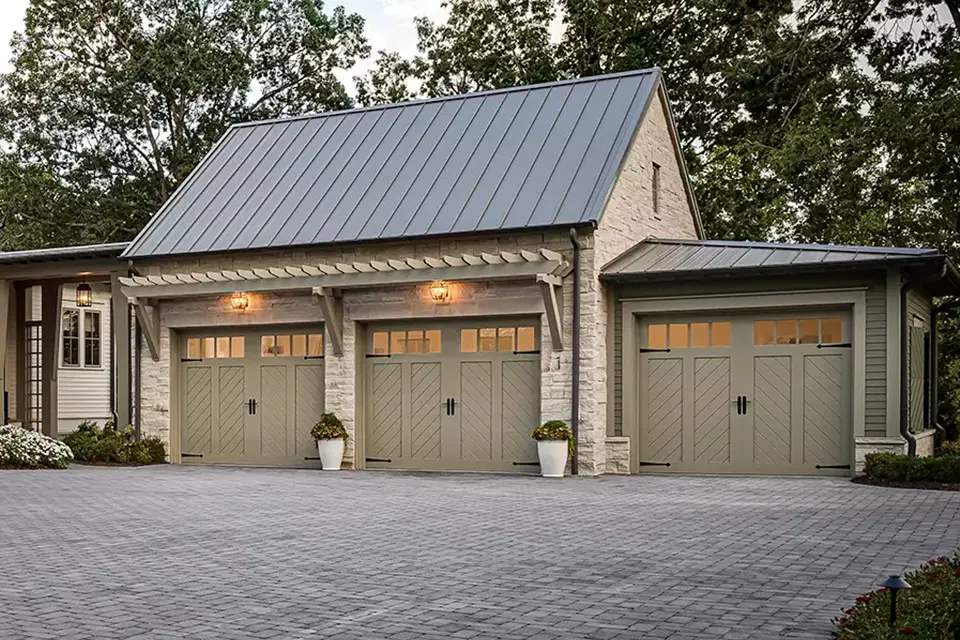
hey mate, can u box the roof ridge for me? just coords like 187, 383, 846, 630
232, 68, 661, 130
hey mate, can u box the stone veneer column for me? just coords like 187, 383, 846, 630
574, 242, 607, 476
324, 301, 357, 468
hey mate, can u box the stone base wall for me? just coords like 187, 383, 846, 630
854, 437, 907, 473
604, 437, 630, 474
915, 429, 937, 458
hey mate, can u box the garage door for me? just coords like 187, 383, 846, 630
638, 311, 852, 476
364, 320, 541, 472
179, 326, 325, 466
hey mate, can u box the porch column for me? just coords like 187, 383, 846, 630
111, 273, 131, 429
40, 282, 61, 437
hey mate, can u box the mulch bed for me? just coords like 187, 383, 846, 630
853, 475, 960, 491
70, 461, 165, 467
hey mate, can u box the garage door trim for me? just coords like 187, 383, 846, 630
621, 289, 867, 475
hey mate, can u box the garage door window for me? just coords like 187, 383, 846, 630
371, 330, 441, 355
647, 322, 730, 349
754, 317, 844, 346
460, 326, 537, 353
187, 336, 245, 359
262, 333, 323, 357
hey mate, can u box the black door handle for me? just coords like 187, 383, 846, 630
445, 398, 451, 415
742, 396, 749, 415
248, 398, 257, 415
450, 398, 457, 416
248, 398, 253, 415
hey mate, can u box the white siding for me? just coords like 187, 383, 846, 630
25, 285, 113, 434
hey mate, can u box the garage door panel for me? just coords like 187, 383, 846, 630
501, 360, 539, 463
184, 366, 213, 456
460, 361, 493, 461
753, 356, 791, 465
259, 365, 288, 457
218, 366, 246, 456
410, 362, 442, 460
693, 357, 730, 464
645, 358, 683, 463
803, 354, 847, 466
369, 363, 403, 461
294, 364, 324, 458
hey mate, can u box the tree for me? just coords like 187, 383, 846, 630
0, 0, 369, 248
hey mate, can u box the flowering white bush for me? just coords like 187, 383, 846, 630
0, 425, 73, 469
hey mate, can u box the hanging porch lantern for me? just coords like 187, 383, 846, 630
76, 283, 93, 307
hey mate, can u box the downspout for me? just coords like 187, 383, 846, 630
569, 228, 581, 475
900, 280, 917, 457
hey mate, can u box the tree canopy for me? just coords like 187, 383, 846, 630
0, 0, 368, 247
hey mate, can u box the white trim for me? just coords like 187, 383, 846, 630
621, 288, 867, 475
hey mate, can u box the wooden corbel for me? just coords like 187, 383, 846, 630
129, 297, 161, 362
537, 273, 564, 351
312, 287, 343, 357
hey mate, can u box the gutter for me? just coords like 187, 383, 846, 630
569, 229, 581, 475
128, 261, 142, 439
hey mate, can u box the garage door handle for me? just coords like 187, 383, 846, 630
732, 396, 743, 414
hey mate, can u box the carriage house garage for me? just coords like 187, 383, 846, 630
3, 69, 954, 477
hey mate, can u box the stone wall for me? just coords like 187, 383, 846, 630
854, 437, 907, 473
605, 437, 630, 474
915, 429, 937, 458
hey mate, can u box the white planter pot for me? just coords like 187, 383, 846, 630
317, 438, 344, 471
537, 440, 568, 478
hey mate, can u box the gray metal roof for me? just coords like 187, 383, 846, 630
124, 69, 661, 258
0, 242, 129, 265
601, 238, 941, 279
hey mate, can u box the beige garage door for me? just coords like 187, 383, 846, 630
638, 311, 852, 476
364, 320, 541, 472
180, 326, 325, 466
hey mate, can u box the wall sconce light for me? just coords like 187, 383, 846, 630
429, 281, 450, 302
76, 283, 93, 307
231, 292, 249, 311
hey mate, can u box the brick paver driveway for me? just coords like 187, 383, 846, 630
1, 467, 958, 640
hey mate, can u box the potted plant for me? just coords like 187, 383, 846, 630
310, 412, 348, 471
532, 420, 573, 478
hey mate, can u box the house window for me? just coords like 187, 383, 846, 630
62, 309, 100, 368
652, 162, 661, 214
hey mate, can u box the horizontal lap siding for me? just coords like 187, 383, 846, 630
906, 288, 932, 435
612, 273, 888, 438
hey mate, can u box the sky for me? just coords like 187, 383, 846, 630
0, 0, 448, 81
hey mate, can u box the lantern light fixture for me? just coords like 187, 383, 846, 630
429, 281, 450, 302
231, 292, 249, 311
76, 283, 93, 308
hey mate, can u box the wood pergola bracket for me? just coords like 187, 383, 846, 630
537, 273, 564, 351
130, 297, 161, 362
312, 287, 343, 357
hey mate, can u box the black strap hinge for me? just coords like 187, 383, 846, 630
817, 342, 852, 349
639, 348, 672, 354
181, 358, 203, 362
637, 461, 672, 467
303, 355, 325, 360
816, 464, 851, 469
365, 354, 391, 359
512, 461, 540, 466
181, 453, 203, 458
365, 457, 392, 463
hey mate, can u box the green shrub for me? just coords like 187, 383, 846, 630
0, 425, 73, 469
310, 412, 347, 440
532, 420, 574, 456
863, 452, 960, 483
938, 440, 960, 457
63, 422, 166, 465
835, 551, 960, 638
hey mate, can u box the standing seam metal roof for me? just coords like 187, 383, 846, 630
123, 69, 662, 258
601, 238, 940, 277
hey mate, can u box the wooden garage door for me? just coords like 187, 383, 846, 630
638, 312, 852, 476
364, 321, 540, 472
180, 327, 324, 466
